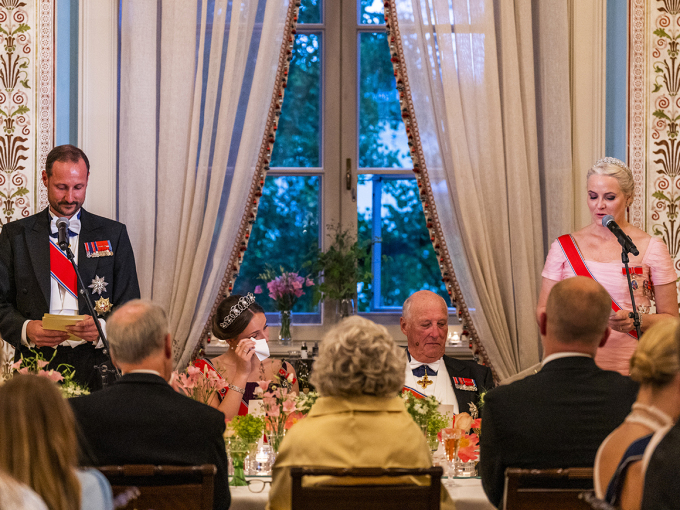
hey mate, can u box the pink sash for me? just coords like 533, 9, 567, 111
557, 234, 638, 340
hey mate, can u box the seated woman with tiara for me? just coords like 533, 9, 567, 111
193, 293, 299, 420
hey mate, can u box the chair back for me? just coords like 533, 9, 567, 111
98, 464, 216, 510
503, 467, 594, 510
290, 466, 443, 510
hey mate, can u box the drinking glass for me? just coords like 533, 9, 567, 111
441, 429, 463, 486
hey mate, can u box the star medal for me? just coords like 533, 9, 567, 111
94, 297, 112, 315
416, 373, 434, 390
88, 275, 108, 295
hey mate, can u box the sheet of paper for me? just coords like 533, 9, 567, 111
252, 338, 270, 361
42, 313, 86, 341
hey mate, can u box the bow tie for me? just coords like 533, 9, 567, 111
49, 214, 81, 239
409, 359, 439, 377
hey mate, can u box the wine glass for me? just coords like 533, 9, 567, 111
441, 429, 463, 486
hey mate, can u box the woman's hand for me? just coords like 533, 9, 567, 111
609, 309, 634, 333
233, 337, 258, 375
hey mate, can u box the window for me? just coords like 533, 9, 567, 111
234, 0, 451, 335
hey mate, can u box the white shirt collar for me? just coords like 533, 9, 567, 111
541, 351, 592, 367
126, 369, 163, 377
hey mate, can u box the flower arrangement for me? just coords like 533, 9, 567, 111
11, 350, 89, 398
295, 390, 319, 415
230, 414, 265, 445
255, 378, 301, 452
306, 225, 371, 304
401, 392, 451, 449
255, 266, 314, 312
172, 365, 228, 405
439, 412, 482, 463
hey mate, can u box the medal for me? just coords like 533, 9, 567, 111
94, 297, 112, 314
452, 377, 477, 391
416, 373, 434, 390
88, 275, 108, 295
85, 240, 114, 258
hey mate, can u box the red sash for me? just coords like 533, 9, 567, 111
402, 386, 426, 399
49, 240, 77, 299
557, 235, 638, 339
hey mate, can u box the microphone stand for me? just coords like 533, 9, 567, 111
621, 248, 643, 340
62, 243, 121, 386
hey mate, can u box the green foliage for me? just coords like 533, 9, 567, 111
231, 414, 265, 444
306, 225, 371, 303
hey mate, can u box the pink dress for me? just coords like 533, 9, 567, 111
542, 237, 676, 375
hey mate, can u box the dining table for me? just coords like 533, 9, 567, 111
228, 476, 496, 510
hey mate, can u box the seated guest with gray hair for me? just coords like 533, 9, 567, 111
267, 316, 455, 510
69, 300, 229, 510
401, 290, 493, 414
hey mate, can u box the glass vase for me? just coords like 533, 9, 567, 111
267, 430, 286, 454
337, 298, 355, 320
279, 310, 292, 345
229, 445, 249, 486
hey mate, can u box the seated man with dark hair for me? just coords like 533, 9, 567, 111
479, 276, 638, 508
70, 300, 229, 510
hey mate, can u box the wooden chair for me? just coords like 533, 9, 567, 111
290, 466, 443, 510
503, 468, 594, 510
98, 464, 216, 510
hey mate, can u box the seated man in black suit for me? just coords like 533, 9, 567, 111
401, 290, 494, 415
479, 276, 638, 508
70, 300, 229, 510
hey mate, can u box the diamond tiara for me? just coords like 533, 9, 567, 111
595, 157, 631, 174
220, 293, 256, 329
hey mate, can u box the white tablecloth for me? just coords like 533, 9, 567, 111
229, 477, 495, 510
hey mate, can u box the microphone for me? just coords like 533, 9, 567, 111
56, 217, 70, 251
602, 215, 639, 256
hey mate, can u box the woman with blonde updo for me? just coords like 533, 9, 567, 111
537, 157, 678, 374
594, 318, 680, 509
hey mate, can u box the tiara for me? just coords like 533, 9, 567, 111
220, 293, 256, 329
595, 157, 631, 174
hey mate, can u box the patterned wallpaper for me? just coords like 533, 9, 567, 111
0, 0, 53, 229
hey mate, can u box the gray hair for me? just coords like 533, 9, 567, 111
310, 316, 406, 398
587, 158, 635, 204
107, 300, 169, 364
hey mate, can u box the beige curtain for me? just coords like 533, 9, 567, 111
119, 0, 290, 367
393, 0, 572, 379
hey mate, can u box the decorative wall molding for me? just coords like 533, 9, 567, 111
0, 0, 54, 228
629, 0, 680, 284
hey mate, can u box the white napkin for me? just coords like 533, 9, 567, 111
252, 338, 270, 361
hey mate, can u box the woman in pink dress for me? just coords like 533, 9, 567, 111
537, 157, 678, 375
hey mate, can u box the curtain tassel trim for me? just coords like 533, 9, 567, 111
383, 1, 497, 383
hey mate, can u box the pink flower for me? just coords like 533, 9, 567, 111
187, 365, 202, 377
11, 360, 22, 371
254, 285, 263, 294
283, 399, 297, 414
18, 367, 30, 375
267, 406, 280, 418
457, 433, 479, 463
257, 380, 271, 391
305, 278, 314, 287
36, 360, 49, 368
263, 396, 277, 409
38, 370, 64, 383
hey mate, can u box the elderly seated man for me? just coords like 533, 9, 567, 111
401, 290, 494, 415
267, 316, 455, 510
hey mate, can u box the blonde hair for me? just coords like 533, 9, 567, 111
587, 157, 635, 205
630, 318, 680, 387
310, 316, 406, 397
0, 375, 81, 510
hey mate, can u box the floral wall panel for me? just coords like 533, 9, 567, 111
0, 0, 53, 229
630, 0, 680, 295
